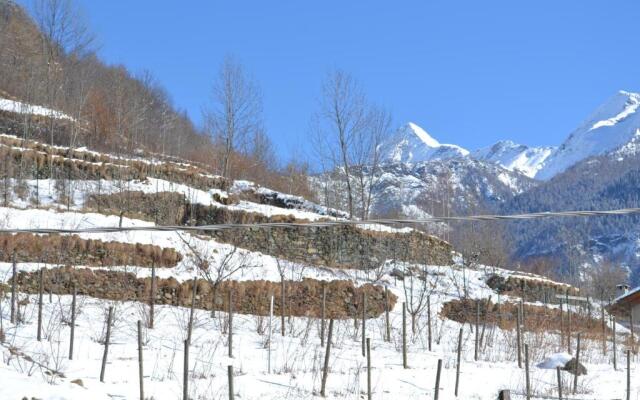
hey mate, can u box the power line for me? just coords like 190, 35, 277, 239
1, 207, 639, 235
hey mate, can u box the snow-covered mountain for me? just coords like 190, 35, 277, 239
536, 90, 640, 180
472, 140, 555, 178
384, 122, 469, 163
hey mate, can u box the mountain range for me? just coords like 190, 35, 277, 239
368, 90, 640, 282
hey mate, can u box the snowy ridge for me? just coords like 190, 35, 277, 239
537, 90, 640, 179
473, 140, 555, 178
384, 122, 469, 163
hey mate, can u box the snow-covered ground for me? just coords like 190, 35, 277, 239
0, 97, 74, 120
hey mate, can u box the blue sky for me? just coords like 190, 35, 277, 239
56, 1, 640, 158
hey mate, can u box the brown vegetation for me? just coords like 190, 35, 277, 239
0, 233, 181, 267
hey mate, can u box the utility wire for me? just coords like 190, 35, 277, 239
1, 207, 639, 234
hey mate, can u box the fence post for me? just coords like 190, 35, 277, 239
268, 295, 273, 373
228, 289, 233, 358
137, 320, 144, 400
434, 359, 442, 400
613, 316, 617, 370
37, 268, 43, 341
475, 301, 479, 361
385, 287, 391, 343
280, 276, 286, 337
100, 306, 113, 383
627, 349, 631, 400
567, 304, 572, 354
601, 306, 606, 355
455, 327, 463, 397
10, 252, 16, 324
556, 366, 563, 400
402, 303, 408, 369
516, 306, 522, 368
183, 339, 189, 400
630, 310, 635, 354
320, 319, 334, 397
427, 295, 432, 351
524, 344, 530, 400
321, 284, 326, 347
560, 301, 565, 350
573, 333, 581, 394
366, 337, 372, 400
360, 292, 366, 357
187, 278, 197, 343
228, 365, 234, 400
150, 261, 156, 329
69, 284, 76, 360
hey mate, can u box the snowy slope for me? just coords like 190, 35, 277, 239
537, 90, 640, 180
0, 97, 74, 120
473, 140, 555, 178
384, 122, 469, 163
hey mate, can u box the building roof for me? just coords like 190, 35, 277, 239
608, 286, 640, 317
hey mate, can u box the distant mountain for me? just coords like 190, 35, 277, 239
536, 90, 640, 180
472, 140, 555, 178
384, 122, 469, 163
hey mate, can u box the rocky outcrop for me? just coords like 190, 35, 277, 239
14, 266, 397, 319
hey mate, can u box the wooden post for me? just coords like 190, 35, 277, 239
321, 284, 326, 347
268, 295, 273, 373
627, 349, 631, 400
556, 366, 563, 400
573, 333, 580, 394
516, 306, 522, 368
320, 319, 334, 397
498, 390, 511, 400
69, 284, 76, 360
10, 253, 16, 324
280, 276, 285, 337
434, 359, 442, 400
228, 365, 234, 400
366, 337, 372, 400
187, 278, 197, 344
629, 310, 635, 354
560, 301, 565, 350
567, 304, 572, 354
183, 339, 189, 400
137, 320, 144, 400
402, 303, 408, 369
455, 327, 463, 397
601, 306, 606, 355
385, 287, 391, 342
427, 295, 432, 351
37, 268, 43, 341
228, 289, 233, 358
150, 262, 156, 329
100, 306, 113, 383
361, 292, 366, 357
613, 316, 617, 370
474, 300, 479, 361
520, 299, 526, 331
524, 344, 530, 400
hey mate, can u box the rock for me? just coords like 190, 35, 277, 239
70, 378, 84, 387
562, 358, 587, 376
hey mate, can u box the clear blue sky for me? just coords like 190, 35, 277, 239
52, 1, 640, 158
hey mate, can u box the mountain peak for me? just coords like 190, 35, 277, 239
384, 122, 469, 164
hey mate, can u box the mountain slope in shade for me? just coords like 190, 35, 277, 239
384, 122, 469, 163
472, 140, 555, 178
536, 90, 640, 180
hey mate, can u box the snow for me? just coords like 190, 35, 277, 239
0, 97, 74, 121
473, 140, 555, 178
537, 90, 640, 180
536, 353, 573, 369
384, 122, 469, 164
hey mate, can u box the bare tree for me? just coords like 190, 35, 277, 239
402, 263, 439, 335
204, 56, 263, 178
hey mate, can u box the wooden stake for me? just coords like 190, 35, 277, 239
137, 320, 144, 400
280, 276, 286, 337
560, 301, 565, 350
385, 287, 391, 342
402, 302, 408, 369
37, 268, 43, 341
150, 262, 156, 329
361, 292, 366, 357
100, 306, 113, 383
183, 339, 189, 400
455, 327, 463, 397
524, 344, 530, 400
228, 365, 234, 400
268, 295, 273, 373
427, 295, 432, 351
613, 316, 617, 370
321, 284, 326, 347
366, 337, 372, 400
627, 349, 631, 400
474, 301, 479, 361
573, 333, 581, 394
516, 306, 522, 368
434, 359, 442, 400
187, 278, 197, 344
228, 289, 233, 358
556, 366, 563, 400
69, 284, 76, 360
320, 319, 334, 397
601, 306, 606, 355
567, 304, 572, 354
10, 252, 16, 324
